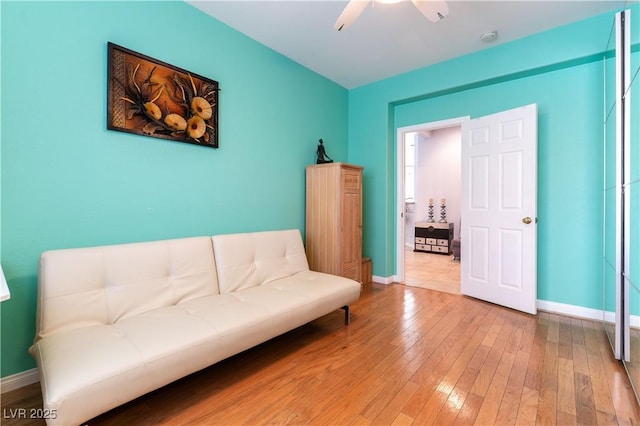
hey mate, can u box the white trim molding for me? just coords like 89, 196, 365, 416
373, 275, 394, 285
537, 299, 604, 321
0, 368, 39, 394
537, 299, 640, 327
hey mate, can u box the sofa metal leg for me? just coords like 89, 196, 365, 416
342, 305, 350, 325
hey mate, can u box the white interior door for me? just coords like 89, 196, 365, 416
460, 104, 538, 315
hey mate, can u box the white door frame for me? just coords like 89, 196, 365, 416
395, 116, 470, 283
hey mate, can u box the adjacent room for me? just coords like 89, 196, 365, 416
1, 0, 639, 424
401, 126, 462, 294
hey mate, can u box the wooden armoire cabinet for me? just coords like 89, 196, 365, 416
306, 163, 363, 282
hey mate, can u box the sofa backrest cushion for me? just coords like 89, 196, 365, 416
212, 229, 309, 293
35, 237, 218, 340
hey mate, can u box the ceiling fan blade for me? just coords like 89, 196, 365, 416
334, 0, 370, 31
411, 0, 449, 22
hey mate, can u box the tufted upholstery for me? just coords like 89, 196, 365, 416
34, 237, 218, 340
212, 229, 309, 293
29, 230, 361, 426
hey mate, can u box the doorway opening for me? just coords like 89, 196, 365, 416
396, 117, 468, 294
397, 105, 537, 313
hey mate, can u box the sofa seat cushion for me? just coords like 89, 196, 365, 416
31, 315, 223, 426
113, 306, 222, 365
178, 293, 272, 335
32, 307, 225, 408
228, 270, 361, 334
30, 325, 144, 408
182, 270, 360, 360
262, 270, 361, 304
177, 294, 274, 356
232, 271, 358, 312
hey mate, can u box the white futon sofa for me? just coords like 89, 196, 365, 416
29, 229, 361, 425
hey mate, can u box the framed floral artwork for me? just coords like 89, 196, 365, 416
107, 42, 219, 148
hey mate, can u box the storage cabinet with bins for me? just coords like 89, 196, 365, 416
414, 222, 454, 254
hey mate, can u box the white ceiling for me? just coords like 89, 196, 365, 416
188, 0, 631, 89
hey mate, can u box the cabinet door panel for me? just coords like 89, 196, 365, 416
342, 170, 362, 191
341, 190, 362, 279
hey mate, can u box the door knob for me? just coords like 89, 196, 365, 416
522, 217, 532, 224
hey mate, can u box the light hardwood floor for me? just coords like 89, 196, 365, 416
404, 248, 460, 295
2, 283, 639, 425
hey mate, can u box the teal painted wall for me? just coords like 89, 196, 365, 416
393, 64, 604, 309
1, 1, 638, 381
0, 1, 348, 377
348, 10, 634, 310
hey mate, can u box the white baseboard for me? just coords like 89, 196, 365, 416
0, 368, 39, 394
536, 300, 604, 321
372, 275, 394, 285
537, 299, 640, 327
601, 311, 640, 328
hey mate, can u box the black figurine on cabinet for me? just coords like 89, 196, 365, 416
316, 139, 333, 164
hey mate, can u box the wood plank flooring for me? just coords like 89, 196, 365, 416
403, 249, 460, 295
2, 283, 639, 425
